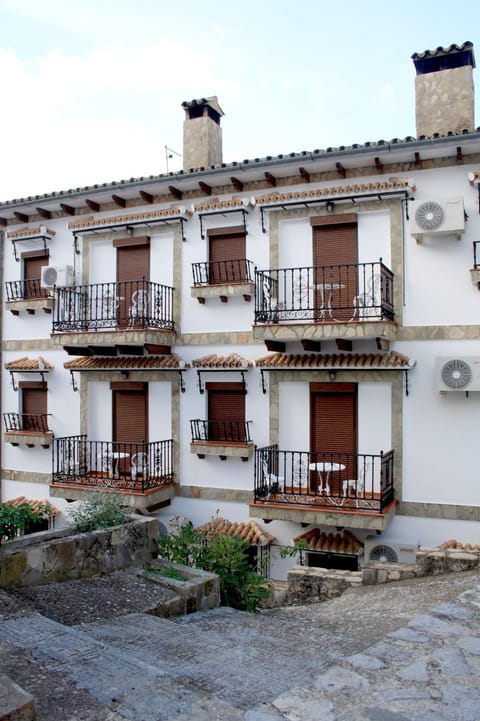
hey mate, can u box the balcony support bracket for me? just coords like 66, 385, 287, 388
199, 208, 248, 240
70, 369, 79, 392
197, 368, 248, 395
178, 369, 186, 393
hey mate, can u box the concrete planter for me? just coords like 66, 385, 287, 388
138, 559, 220, 616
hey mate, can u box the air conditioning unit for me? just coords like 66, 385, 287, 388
364, 537, 418, 564
409, 197, 465, 241
40, 265, 74, 289
436, 357, 480, 393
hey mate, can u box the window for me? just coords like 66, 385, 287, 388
113, 237, 150, 328
311, 214, 358, 322
22, 250, 50, 300
208, 227, 247, 284
20, 382, 48, 431
206, 382, 247, 442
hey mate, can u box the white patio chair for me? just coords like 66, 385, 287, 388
342, 462, 369, 507
262, 459, 284, 493
350, 274, 381, 321
128, 288, 150, 327
131, 452, 149, 482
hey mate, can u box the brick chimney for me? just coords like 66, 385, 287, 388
181, 96, 224, 171
412, 42, 476, 138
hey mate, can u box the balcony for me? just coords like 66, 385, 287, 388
250, 446, 396, 532
5, 279, 54, 315
51, 280, 175, 346
50, 436, 175, 510
191, 259, 256, 303
3, 412, 53, 448
253, 261, 396, 343
190, 419, 254, 460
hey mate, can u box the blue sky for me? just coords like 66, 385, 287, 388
0, 0, 479, 199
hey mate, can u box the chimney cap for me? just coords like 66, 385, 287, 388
181, 96, 224, 117
412, 41, 475, 75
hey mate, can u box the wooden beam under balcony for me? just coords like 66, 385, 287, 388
301, 339, 321, 352
0, 217, 8, 226
14, 211, 29, 223
336, 338, 352, 351
335, 162, 346, 178
265, 339, 286, 352
36, 207, 52, 219
374, 157, 384, 174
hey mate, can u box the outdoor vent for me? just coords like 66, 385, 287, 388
364, 537, 418, 564
40, 265, 74, 289
436, 357, 480, 393
409, 197, 465, 242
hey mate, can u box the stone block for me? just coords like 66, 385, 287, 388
0, 674, 35, 721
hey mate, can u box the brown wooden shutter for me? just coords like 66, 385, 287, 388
21, 384, 47, 431
23, 253, 49, 299
312, 218, 357, 321
207, 382, 246, 441
113, 385, 148, 444
208, 229, 246, 283
116, 243, 150, 327
310, 383, 357, 491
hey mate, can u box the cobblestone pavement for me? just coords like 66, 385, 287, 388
1, 571, 480, 720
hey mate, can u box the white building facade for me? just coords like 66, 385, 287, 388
2, 42, 480, 578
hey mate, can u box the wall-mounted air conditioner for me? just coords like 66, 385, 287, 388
40, 265, 74, 289
364, 537, 418, 564
436, 357, 480, 393
409, 197, 465, 242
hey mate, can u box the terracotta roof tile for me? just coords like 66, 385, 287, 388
64, 354, 188, 371
5, 496, 59, 517
4, 357, 53, 371
292, 528, 363, 555
196, 517, 275, 546
411, 41, 474, 64
192, 353, 253, 368
255, 352, 415, 370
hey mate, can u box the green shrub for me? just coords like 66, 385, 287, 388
69, 493, 127, 533
157, 519, 270, 612
0, 501, 50, 545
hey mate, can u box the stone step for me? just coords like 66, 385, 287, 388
81, 608, 326, 709
0, 614, 222, 721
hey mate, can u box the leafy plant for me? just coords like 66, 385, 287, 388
68, 493, 127, 533
157, 518, 207, 567
157, 519, 271, 613
0, 501, 50, 545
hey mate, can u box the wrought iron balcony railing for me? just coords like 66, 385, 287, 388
5, 279, 49, 301
190, 419, 252, 444
51, 280, 174, 333
192, 259, 256, 286
254, 445, 394, 513
53, 436, 173, 492
3, 413, 51, 433
254, 261, 394, 324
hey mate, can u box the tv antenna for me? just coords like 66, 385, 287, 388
165, 145, 181, 173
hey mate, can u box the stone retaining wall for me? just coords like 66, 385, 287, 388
286, 547, 480, 605
0, 516, 159, 588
